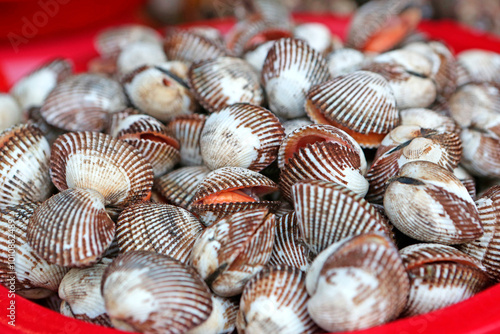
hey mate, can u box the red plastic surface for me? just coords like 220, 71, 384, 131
1, 9, 500, 334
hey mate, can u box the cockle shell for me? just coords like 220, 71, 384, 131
326, 48, 365, 77
95, 24, 162, 58
0, 203, 68, 299
27, 188, 115, 267
40, 74, 127, 132
399, 108, 459, 134
278, 124, 368, 201
58, 258, 113, 326
0, 94, 23, 131
116, 202, 204, 263
306, 233, 409, 332
400, 243, 491, 316
116, 41, 167, 76
459, 186, 500, 281
123, 64, 196, 122
188, 57, 264, 113
50, 131, 154, 208
384, 161, 483, 244
366, 125, 462, 203
262, 38, 331, 119
281, 118, 312, 136
269, 212, 310, 271
167, 114, 206, 166
10, 58, 72, 110
0, 124, 52, 209
243, 40, 276, 73
102, 251, 213, 333
294, 23, 335, 55
200, 103, 285, 171
453, 166, 476, 199
164, 30, 228, 64
456, 49, 500, 86
293, 180, 393, 257
190, 167, 279, 225
190, 208, 275, 297
305, 70, 398, 148
237, 265, 319, 334
182, 26, 224, 45
188, 295, 238, 334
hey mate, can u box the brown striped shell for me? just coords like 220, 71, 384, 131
262, 38, 331, 119
116, 202, 204, 263
188, 57, 264, 113
102, 251, 213, 333
306, 233, 409, 332
237, 266, 319, 334
305, 70, 399, 148
50, 131, 154, 208
114, 114, 180, 177
400, 243, 491, 317
0, 203, 68, 299
454, 166, 476, 199
154, 166, 211, 209
456, 49, 500, 86
164, 30, 228, 64
10, 58, 73, 110
167, 114, 206, 166
278, 124, 368, 201
58, 258, 113, 327
190, 208, 275, 297
399, 108, 459, 134
95, 24, 162, 58
122, 64, 196, 122
384, 161, 483, 244
269, 212, 310, 271
200, 104, 285, 171
107, 108, 141, 138
293, 180, 393, 257
27, 188, 115, 267
189, 167, 279, 226
40, 74, 127, 132
0, 124, 52, 210
366, 125, 462, 203
188, 295, 238, 334
459, 186, 500, 281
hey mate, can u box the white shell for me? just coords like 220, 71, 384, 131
117, 41, 167, 75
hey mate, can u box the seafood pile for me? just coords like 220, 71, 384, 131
1, 0, 500, 333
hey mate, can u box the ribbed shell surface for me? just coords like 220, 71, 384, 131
50, 131, 154, 207
40, 74, 127, 132
116, 202, 203, 263
187, 295, 238, 334
168, 114, 207, 166
102, 251, 213, 334
293, 180, 392, 257
95, 24, 162, 57
237, 266, 319, 334
0, 124, 52, 210
456, 50, 500, 85
164, 31, 228, 64
188, 57, 264, 113
200, 104, 285, 171
27, 188, 115, 267
261, 38, 331, 119
399, 108, 459, 134
0, 203, 68, 298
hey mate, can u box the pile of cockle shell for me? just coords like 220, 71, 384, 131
1, 0, 500, 333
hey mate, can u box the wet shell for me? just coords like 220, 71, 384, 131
189, 167, 279, 226
262, 38, 331, 119
384, 161, 483, 244
0, 124, 52, 210
305, 70, 399, 148
0, 94, 23, 131
293, 180, 393, 257
366, 125, 462, 203
40, 74, 127, 132
237, 266, 319, 334
50, 131, 154, 208
188, 295, 238, 334
400, 243, 491, 316
27, 188, 115, 267
188, 57, 264, 113
167, 114, 206, 166
102, 251, 213, 333
10, 58, 73, 110
269, 212, 310, 271
154, 166, 211, 209
58, 258, 113, 327
0, 203, 68, 299
459, 186, 500, 281
95, 24, 162, 58
200, 104, 285, 171
123, 65, 196, 122
456, 49, 500, 86
116, 202, 204, 263
400, 108, 459, 134
115, 114, 180, 177
306, 233, 409, 332
346, 0, 421, 52
294, 23, 335, 55
190, 208, 275, 297
164, 30, 228, 64
326, 48, 365, 77
453, 166, 476, 199
116, 40, 167, 76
